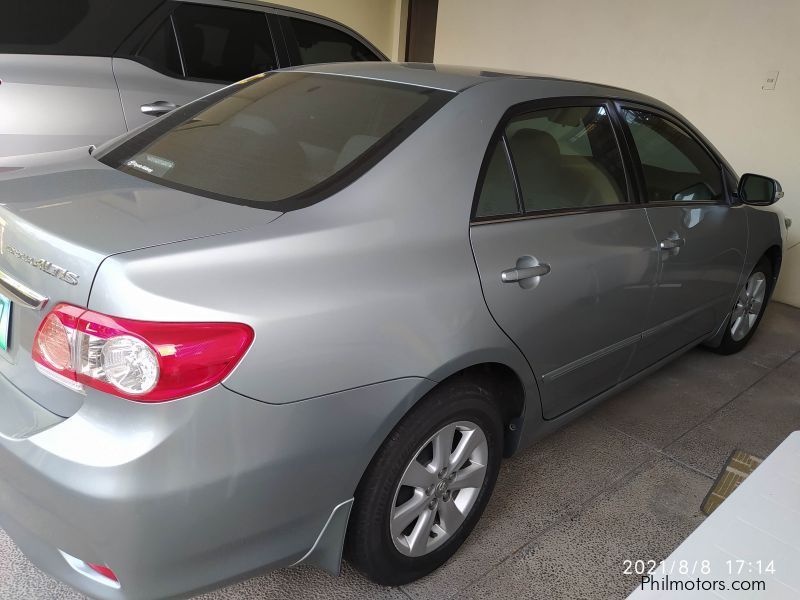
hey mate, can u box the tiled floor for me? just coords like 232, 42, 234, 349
2, 302, 798, 600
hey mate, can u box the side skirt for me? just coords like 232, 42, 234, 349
515, 333, 709, 451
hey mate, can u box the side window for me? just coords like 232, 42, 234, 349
475, 141, 519, 218
137, 17, 182, 78
172, 4, 277, 83
622, 109, 723, 203
505, 106, 627, 212
285, 17, 381, 65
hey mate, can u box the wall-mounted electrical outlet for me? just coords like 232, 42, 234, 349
762, 70, 779, 91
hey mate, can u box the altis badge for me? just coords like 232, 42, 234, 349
5, 245, 80, 286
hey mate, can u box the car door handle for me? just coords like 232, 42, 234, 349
140, 101, 179, 117
659, 237, 685, 250
501, 264, 551, 283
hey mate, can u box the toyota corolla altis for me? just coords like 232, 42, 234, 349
0, 63, 787, 599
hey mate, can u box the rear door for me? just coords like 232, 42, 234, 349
113, 1, 280, 130
470, 100, 659, 419
617, 105, 747, 374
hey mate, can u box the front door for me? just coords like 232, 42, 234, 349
470, 102, 659, 419
617, 107, 747, 373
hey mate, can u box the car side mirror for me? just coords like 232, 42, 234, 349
738, 173, 784, 206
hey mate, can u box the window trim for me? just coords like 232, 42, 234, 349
613, 101, 731, 207
471, 96, 636, 224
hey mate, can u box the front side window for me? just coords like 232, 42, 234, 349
622, 109, 723, 202
285, 17, 381, 65
172, 4, 277, 82
98, 73, 452, 210
505, 106, 627, 212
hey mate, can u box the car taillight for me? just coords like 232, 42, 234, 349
32, 303, 254, 402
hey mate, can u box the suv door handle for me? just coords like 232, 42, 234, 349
659, 237, 685, 250
141, 101, 179, 117
501, 264, 551, 283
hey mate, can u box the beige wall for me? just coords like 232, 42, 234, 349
268, 0, 403, 59
434, 0, 800, 307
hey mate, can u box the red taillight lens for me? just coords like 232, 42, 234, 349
33, 304, 254, 402
86, 562, 118, 583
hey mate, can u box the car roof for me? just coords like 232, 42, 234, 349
289, 62, 662, 104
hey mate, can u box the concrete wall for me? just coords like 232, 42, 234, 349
434, 0, 800, 307
268, 0, 403, 59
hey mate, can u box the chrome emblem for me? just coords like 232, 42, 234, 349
5, 245, 80, 286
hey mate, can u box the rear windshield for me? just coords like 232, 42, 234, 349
98, 72, 453, 210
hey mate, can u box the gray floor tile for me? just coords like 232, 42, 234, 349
590, 349, 768, 449
459, 457, 710, 600
0, 529, 83, 600
401, 418, 653, 600
735, 302, 800, 369
197, 563, 407, 600
665, 351, 800, 477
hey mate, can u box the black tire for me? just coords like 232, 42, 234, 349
346, 380, 503, 585
711, 256, 773, 355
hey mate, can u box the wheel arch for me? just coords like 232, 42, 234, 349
427, 362, 528, 458
763, 244, 783, 294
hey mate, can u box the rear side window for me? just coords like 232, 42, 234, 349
622, 109, 723, 202
172, 4, 277, 82
0, 0, 162, 56
137, 17, 182, 78
98, 73, 453, 210
475, 141, 519, 218
284, 17, 381, 65
505, 106, 628, 212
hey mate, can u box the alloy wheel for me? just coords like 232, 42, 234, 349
390, 420, 489, 557
730, 271, 767, 341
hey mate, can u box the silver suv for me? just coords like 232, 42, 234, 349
0, 0, 384, 157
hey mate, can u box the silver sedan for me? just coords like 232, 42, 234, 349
0, 63, 787, 599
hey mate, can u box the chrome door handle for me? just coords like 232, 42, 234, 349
501, 264, 551, 283
140, 101, 179, 117
659, 237, 685, 250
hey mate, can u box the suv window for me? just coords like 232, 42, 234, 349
172, 4, 277, 82
505, 106, 627, 212
475, 141, 519, 218
285, 17, 381, 65
98, 73, 453, 210
0, 0, 162, 56
622, 109, 723, 202
137, 17, 182, 78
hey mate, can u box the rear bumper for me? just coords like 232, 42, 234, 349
0, 373, 428, 599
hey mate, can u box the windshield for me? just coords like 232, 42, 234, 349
98, 72, 453, 210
